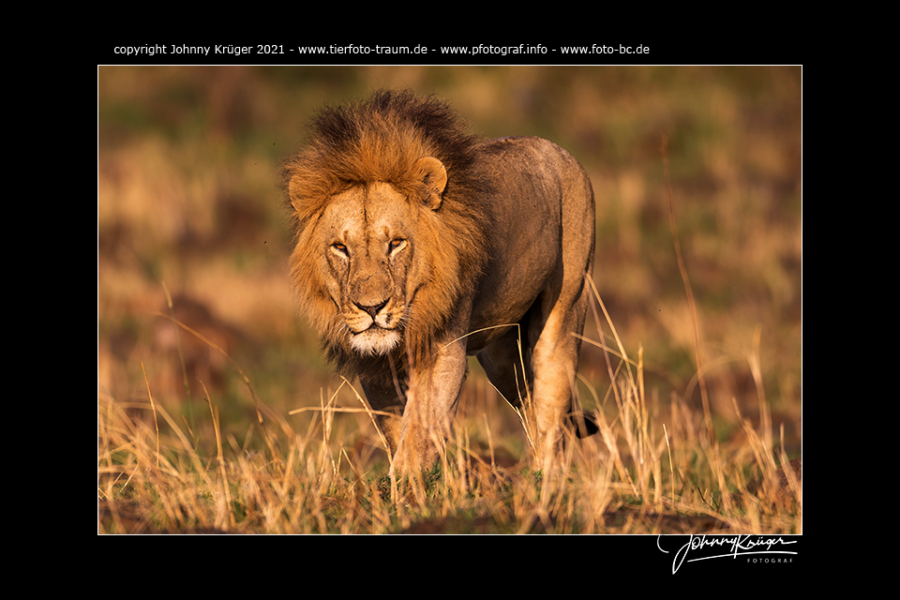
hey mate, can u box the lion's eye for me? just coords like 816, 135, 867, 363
389, 238, 407, 255
331, 243, 349, 257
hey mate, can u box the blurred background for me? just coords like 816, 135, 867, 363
98, 66, 801, 460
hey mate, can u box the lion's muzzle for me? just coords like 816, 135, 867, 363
344, 298, 403, 356
355, 299, 389, 320
348, 325, 401, 356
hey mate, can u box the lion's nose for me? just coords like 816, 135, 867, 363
356, 300, 388, 319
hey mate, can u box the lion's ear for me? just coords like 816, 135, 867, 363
415, 157, 447, 210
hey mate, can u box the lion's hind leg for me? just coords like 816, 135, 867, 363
475, 325, 534, 410
526, 278, 595, 472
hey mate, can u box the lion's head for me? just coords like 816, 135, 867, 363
284, 91, 491, 375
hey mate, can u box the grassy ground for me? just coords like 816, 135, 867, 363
98, 66, 801, 534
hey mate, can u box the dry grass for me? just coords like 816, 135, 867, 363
98, 282, 799, 534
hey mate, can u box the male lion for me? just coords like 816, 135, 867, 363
284, 90, 596, 476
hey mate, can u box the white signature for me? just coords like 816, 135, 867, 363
658, 535, 797, 574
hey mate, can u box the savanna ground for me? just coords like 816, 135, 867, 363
98, 66, 801, 534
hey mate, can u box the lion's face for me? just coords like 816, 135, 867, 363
295, 156, 450, 358
318, 181, 419, 356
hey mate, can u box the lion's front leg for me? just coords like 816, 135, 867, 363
359, 373, 406, 459
389, 336, 468, 478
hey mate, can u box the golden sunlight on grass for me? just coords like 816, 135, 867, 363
99, 281, 799, 534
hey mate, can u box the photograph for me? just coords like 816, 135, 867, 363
98, 63, 801, 537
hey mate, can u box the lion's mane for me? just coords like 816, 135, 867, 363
283, 90, 491, 376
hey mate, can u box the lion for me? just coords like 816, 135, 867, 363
284, 90, 596, 477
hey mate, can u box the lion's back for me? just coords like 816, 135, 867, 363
466, 135, 596, 351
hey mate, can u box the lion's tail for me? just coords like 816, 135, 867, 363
569, 411, 599, 439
